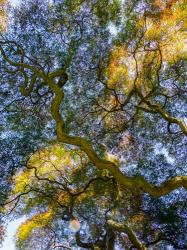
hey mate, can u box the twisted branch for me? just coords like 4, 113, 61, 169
46, 75, 187, 197
1, 43, 187, 197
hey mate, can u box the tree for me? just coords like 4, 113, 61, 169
0, 0, 187, 249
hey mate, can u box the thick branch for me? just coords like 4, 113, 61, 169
58, 133, 187, 196
0, 43, 46, 79
108, 220, 146, 250
45, 77, 187, 197
2, 46, 186, 197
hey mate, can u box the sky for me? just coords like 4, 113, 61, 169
0, 218, 25, 250
8, 0, 20, 6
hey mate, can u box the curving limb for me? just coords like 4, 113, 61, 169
1, 44, 187, 197
45, 74, 187, 197
108, 219, 147, 250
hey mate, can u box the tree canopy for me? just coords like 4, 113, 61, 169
0, 0, 187, 249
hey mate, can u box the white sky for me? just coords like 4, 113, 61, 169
0, 218, 25, 250
8, 0, 20, 6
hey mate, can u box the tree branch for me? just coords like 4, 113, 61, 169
108, 220, 147, 250
135, 88, 187, 136
1, 44, 186, 197
45, 76, 187, 197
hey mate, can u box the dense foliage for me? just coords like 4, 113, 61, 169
0, 0, 187, 249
